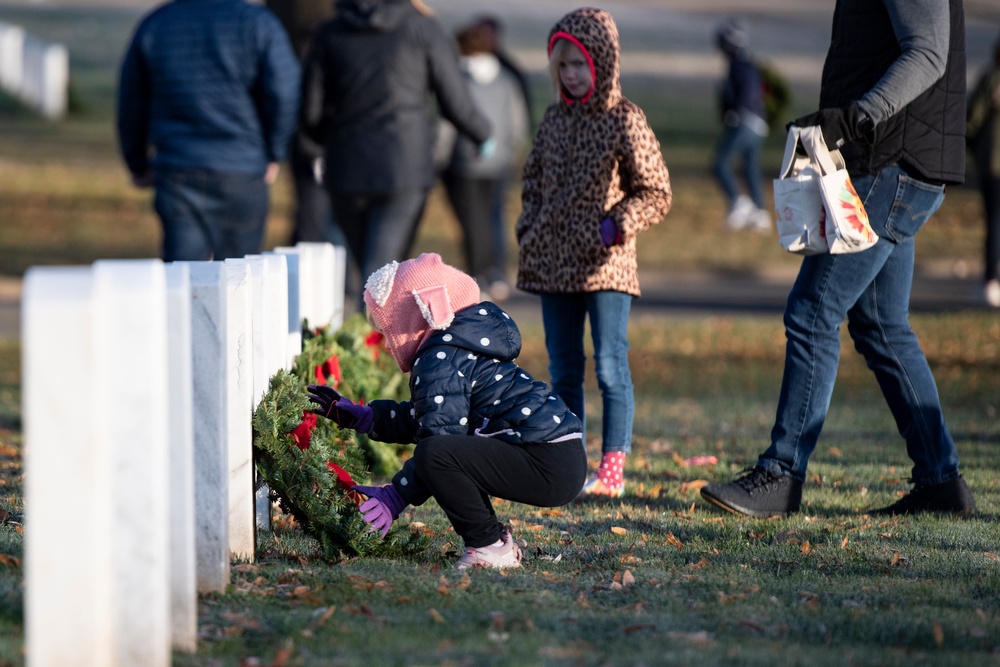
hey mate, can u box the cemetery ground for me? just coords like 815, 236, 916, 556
0, 2, 999, 664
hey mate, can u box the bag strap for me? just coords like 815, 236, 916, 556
778, 126, 814, 179
799, 126, 847, 175
778, 127, 802, 179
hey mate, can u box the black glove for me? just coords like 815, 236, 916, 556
306, 384, 374, 433
792, 102, 871, 149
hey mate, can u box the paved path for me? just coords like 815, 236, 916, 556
498, 265, 989, 329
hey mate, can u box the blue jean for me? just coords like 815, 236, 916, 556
154, 167, 269, 261
758, 164, 960, 486
540, 291, 634, 454
712, 123, 766, 209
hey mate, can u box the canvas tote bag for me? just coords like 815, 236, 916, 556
800, 126, 878, 254
773, 126, 827, 254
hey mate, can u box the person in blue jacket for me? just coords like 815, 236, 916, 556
307, 253, 586, 570
116, 0, 300, 261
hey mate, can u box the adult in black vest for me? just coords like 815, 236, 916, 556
702, 0, 977, 518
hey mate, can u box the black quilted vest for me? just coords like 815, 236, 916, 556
818, 0, 966, 185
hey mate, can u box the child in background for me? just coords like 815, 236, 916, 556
515, 8, 672, 498
307, 253, 586, 570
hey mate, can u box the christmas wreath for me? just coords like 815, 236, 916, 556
252, 314, 425, 560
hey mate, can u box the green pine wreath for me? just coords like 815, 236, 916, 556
252, 314, 425, 560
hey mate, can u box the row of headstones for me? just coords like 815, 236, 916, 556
21, 242, 347, 667
0, 22, 68, 120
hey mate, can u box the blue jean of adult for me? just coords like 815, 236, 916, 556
154, 167, 269, 261
757, 164, 960, 487
540, 291, 634, 454
712, 122, 766, 209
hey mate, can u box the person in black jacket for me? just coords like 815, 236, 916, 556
701, 0, 976, 520
307, 253, 586, 570
264, 0, 341, 247
299, 0, 491, 309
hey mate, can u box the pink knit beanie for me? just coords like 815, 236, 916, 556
363, 253, 481, 372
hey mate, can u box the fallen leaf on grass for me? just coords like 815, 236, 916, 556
841, 535, 849, 549
610, 526, 628, 535
933, 622, 944, 647
890, 552, 902, 567
667, 630, 713, 646
538, 642, 591, 659
681, 456, 718, 467
666, 533, 684, 550
428, 608, 445, 624
0, 554, 20, 567
688, 556, 712, 569
739, 619, 766, 633
576, 591, 590, 608
270, 639, 295, 667
985, 553, 999, 561
222, 611, 263, 632
679, 480, 708, 495
623, 624, 656, 634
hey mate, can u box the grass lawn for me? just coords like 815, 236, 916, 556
1, 314, 999, 666
0, 4, 998, 665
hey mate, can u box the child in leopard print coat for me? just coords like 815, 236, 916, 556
515, 7, 672, 498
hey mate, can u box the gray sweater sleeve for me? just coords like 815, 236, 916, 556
857, 0, 949, 126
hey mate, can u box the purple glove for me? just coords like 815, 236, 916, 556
306, 384, 374, 433
352, 484, 408, 537
600, 217, 622, 247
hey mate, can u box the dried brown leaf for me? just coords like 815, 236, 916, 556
933, 622, 944, 647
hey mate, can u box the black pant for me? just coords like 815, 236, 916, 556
289, 141, 343, 247
442, 173, 505, 287
331, 188, 428, 310
411, 435, 587, 548
980, 174, 1000, 282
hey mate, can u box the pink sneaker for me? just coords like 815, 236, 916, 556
455, 530, 523, 570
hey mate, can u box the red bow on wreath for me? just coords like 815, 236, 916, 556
328, 462, 365, 507
314, 354, 342, 386
290, 411, 317, 450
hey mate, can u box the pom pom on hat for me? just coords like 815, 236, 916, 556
363, 253, 481, 372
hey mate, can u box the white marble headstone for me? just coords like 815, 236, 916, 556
221, 259, 255, 561
295, 242, 338, 330
185, 262, 230, 593
93, 259, 171, 667
267, 248, 302, 366
23, 267, 115, 667
163, 263, 197, 652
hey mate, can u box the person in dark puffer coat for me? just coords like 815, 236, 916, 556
117, 0, 300, 261
307, 253, 586, 570
299, 0, 491, 310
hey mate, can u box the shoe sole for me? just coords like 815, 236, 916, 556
700, 488, 794, 518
